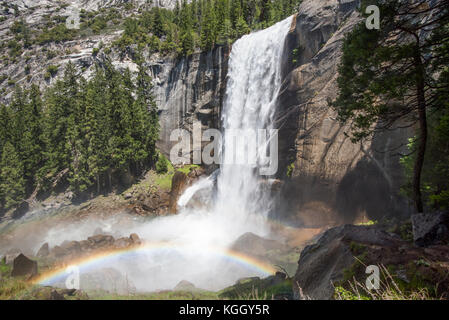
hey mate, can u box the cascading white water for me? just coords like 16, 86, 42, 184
214, 16, 293, 224
38, 16, 294, 293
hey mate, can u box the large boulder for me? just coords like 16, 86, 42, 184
293, 225, 399, 300
231, 232, 285, 257
11, 254, 38, 278
129, 233, 141, 245
411, 211, 449, 247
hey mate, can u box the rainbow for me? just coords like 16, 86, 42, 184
33, 242, 276, 286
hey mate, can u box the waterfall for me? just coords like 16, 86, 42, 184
214, 16, 293, 223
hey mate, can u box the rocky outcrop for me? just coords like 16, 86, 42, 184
168, 166, 206, 214
293, 224, 449, 300
274, 0, 413, 227
129, 190, 171, 216
169, 171, 189, 214
11, 253, 38, 278
47, 233, 142, 261
412, 211, 449, 247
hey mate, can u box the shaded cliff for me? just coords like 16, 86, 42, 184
273, 0, 413, 227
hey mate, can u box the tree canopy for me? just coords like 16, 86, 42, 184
0, 62, 160, 213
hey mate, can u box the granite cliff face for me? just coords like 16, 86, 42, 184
273, 0, 412, 227
149, 46, 229, 156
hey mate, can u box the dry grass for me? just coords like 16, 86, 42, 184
334, 264, 440, 300
0, 277, 30, 300
237, 287, 269, 300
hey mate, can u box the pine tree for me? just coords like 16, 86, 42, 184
259, 0, 273, 27
0, 104, 11, 159
200, 0, 218, 50
20, 85, 44, 192
181, 27, 195, 55
66, 77, 91, 196
0, 142, 26, 210
235, 14, 250, 38
153, 7, 165, 38
230, 0, 242, 28
218, 18, 234, 45
84, 67, 111, 194
135, 59, 159, 167
40, 62, 79, 189
180, 0, 195, 55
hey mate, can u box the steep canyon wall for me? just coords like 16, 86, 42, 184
274, 0, 412, 227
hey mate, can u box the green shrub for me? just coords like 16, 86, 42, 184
92, 47, 100, 56
37, 24, 76, 44
156, 153, 170, 174
286, 162, 295, 177
46, 65, 58, 77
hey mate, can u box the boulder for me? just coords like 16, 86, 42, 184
87, 234, 115, 248
412, 211, 449, 247
61, 241, 82, 254
12, 201, 29, 219
50, 289, 65, 300
114, 237, 133, 249
11, 254, 38, 278
293, 225, 399, 300
36, 243, 50, 258
129, 233, 141, 245
231, 232, 285, 257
